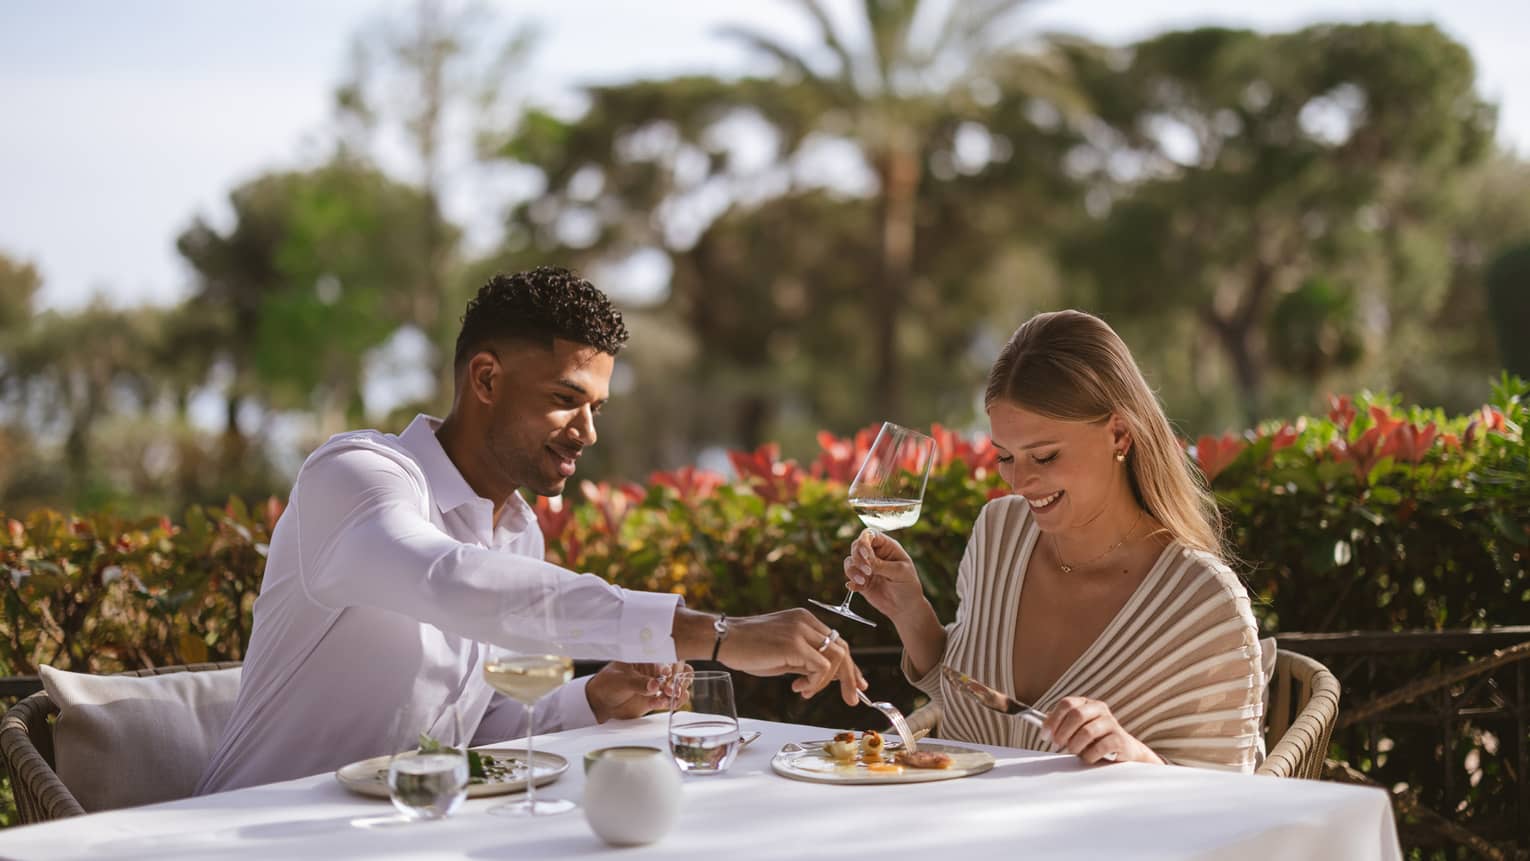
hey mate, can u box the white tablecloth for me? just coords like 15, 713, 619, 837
0, 714, 1400, 860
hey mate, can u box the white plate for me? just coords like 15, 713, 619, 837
770, 740, 994, 785
335, 748, 569, 799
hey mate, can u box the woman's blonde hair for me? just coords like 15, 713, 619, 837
985, 310, 1224, 557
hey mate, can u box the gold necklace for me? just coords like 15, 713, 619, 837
1053, 510, 1144, 574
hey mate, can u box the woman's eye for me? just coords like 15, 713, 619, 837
996, 454, 1014, 465
1031, 452, 1058, 465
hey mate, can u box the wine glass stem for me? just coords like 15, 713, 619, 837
840, 525, 882, 609
523, 702, 537, 810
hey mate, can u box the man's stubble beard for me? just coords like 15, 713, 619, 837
485, 420, 562, 498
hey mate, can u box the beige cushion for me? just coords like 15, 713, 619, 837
40, 665, 242, 812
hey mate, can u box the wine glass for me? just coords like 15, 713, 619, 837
810, 421, 936, 627
483, 653, 576, 816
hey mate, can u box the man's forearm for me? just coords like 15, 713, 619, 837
671, 607, 721, 660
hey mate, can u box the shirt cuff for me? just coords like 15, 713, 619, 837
617, 588, 683, 663
549, 675, 598, 731
901, 648, 942, 697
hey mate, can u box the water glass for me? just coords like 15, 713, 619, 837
387, 703, 469, 821
667, 670, 742, 775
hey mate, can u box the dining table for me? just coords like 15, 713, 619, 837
0, 713, 1401, 860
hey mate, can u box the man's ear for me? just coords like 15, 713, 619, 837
466, 351, 500, 406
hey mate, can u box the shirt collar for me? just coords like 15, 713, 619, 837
397, 414, 482, 515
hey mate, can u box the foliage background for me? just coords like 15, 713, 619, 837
3, 3, 1529, 519
3, 380, 1523, 845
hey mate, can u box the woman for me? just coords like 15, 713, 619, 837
844, 310, 1265, 771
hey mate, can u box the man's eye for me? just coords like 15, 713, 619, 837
1032, 452, 1059, 465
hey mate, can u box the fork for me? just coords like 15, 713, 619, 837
856, 690, 919, 754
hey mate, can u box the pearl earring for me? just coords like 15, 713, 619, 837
1115, 450, 1126, 463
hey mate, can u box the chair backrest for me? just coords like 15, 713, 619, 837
0, 662, 241, 825
1256, 649, 1341, 780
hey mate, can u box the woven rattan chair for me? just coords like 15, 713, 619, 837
904, 648, 1339, 779
1256, 649, 1340, 780
0, 661, 241, 824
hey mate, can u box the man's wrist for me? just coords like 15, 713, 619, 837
711, 614, 729, 662
672, 607, 720, 660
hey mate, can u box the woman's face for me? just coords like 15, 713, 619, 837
987, 399, 1127, 532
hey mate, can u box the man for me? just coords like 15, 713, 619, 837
197, 267, 862, 794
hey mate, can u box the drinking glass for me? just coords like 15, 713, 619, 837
667, 670, 742, 775
483, 652, 576, 816
387, 703, 468, 821
810, 421, 936, 626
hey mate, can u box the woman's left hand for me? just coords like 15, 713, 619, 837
1041, 696, 1163, 765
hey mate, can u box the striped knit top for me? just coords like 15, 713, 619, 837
903, 495, 1266, 772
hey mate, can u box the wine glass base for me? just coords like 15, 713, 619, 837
808, 599, 878, 627
488, 797, 577, 817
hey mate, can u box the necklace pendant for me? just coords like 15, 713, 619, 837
1060, 563, 1072, 574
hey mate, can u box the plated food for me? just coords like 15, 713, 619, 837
335, 748, 569, 799
770, 734, 992, 786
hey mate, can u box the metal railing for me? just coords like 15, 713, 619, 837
1279, 627, 1530, 853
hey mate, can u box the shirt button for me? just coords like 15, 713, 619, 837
640, 628, 653, 642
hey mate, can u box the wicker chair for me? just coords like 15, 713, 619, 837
0, 662, 241, 825
905, 649, 1339, 779
1255, 649, 1341, 780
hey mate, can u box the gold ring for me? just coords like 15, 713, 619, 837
817, 630, 840, 653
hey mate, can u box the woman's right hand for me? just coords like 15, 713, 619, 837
843, 529, 927, 622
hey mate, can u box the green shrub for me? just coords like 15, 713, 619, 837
2, 378, 1524, 671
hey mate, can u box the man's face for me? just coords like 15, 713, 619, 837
481, 338, 614, 497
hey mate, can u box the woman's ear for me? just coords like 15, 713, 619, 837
1108, 413, 1132, 455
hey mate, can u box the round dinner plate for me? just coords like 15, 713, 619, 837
335, 748, 569, 799
770, 740, 994, 785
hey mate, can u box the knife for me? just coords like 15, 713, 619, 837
940, 665, 1047, 729
940, 665, 1118, 761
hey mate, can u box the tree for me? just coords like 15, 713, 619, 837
1486, 242, 1530, 378
335, 0, 532, 402
176, 158, 448, 447
491, 9, 1084, 454
1061, 24, 1495, 424
717, 0, 1077, 418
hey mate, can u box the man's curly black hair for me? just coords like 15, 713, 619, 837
453, 266, 629, 369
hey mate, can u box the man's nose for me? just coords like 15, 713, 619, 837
570, 405, 597, 446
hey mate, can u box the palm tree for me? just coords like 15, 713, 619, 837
720, 0, 1072, 417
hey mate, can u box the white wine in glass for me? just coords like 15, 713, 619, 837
811, 422, 936, 627
484, 654, 575, 816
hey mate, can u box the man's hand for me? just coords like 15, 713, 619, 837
585, 661, 689, 723
717, 609, 867, 706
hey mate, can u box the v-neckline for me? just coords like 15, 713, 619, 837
999, 510, 1179, 713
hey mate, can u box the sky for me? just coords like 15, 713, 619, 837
2, 0, 1528, 313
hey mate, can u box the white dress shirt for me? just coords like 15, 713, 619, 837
196, 415, 682, 794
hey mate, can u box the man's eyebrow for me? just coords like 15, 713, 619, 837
553, 378, 607, 404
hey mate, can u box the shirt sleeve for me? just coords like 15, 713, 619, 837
471, 677, 598, 744
293, 442, 681, 663
901, 499, 990, 699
